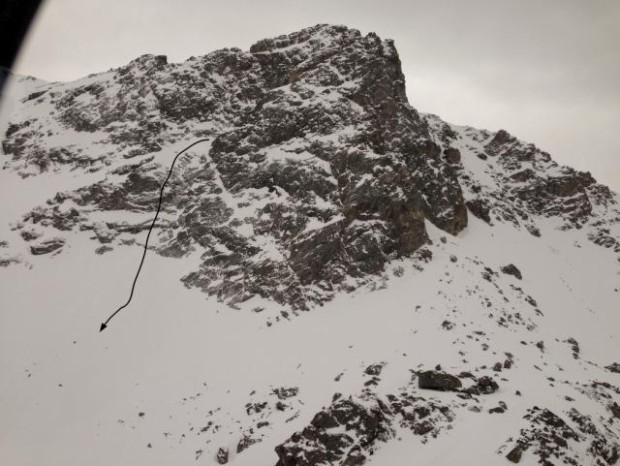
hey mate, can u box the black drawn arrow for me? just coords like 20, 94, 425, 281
100, 138, 211, 332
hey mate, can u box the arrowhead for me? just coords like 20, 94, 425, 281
99, 323, 107, 332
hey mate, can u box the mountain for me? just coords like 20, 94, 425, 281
1, 24, 619, 466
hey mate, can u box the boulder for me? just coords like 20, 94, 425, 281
501, 264, 522, 280
216, 447, 228, 464
477, 376, 500, 394
466, 376, 500, 395
506, 445, 524, 463
30, 238, 65, 255
606, 363, 620, 374
417, 371, 462, 391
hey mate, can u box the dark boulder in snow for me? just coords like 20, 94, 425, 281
29, 238, 65, 255
466, 199, 492, 224
364, 363, 385, 377
506, 445, 524, 463
477, 376, 500, 394
465, 376, 499, 395
501, 264, 522, 280
273, 387, 299, 400
237, 435, 259, 453
606, 363, 620, 374
417, 370, 462, 391
216, 447, 228, 464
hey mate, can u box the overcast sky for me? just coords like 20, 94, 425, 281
12, 0, 620, 190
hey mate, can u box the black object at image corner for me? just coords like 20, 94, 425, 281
0, 0, 43, 93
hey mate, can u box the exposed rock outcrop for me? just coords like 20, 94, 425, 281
3, 25, 471, 310
2, 24, 620, 311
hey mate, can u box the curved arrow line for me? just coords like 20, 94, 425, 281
100, 138, 211, 332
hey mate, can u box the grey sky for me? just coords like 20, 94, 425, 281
13, 0, 620, 190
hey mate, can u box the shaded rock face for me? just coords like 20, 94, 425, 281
3, 24, 469, 310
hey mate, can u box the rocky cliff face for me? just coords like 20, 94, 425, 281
2, 24, 619, 310
1, 24, 471, 309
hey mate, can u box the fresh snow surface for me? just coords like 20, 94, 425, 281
1, 155, 619, 465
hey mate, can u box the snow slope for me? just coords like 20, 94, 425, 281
2, 185, 619, 465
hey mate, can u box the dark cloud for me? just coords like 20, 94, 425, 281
13, 0, 620, 189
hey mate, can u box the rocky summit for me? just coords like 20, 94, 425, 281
2, 24, 468, 309
1, 25, 619, 466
